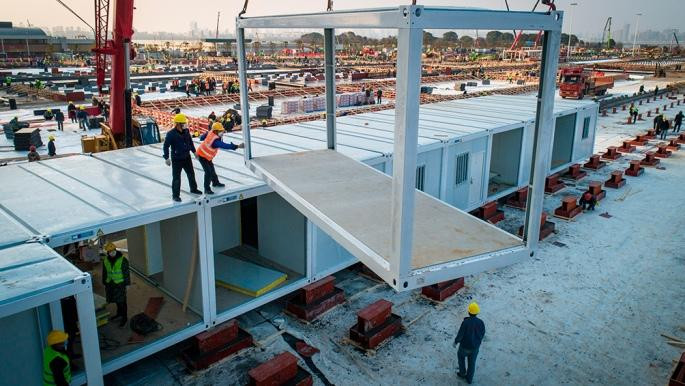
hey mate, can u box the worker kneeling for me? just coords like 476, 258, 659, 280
103, 242, 130, 328
196, 122, 244, 194
43, 330, 71, 386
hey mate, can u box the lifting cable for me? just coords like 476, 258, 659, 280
239, 0, 249, 18
53, 0, 95, 32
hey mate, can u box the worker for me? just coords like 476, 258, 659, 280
3, 75, 11, 88
208, 111, 217, 122
27, 145, 40, 162
579, 191, 597, 211
631, 106, 638, 124
659, 116, 670, 140
654, 113, 664, 133
43, 108, 54, 121
453, 302, 485, 385
67, 101, 77, 123
674, 111, 683, 133
48, 135, 56, 157
163, 113, 202, 202
42, 330, 71, 386
77, 106, 89, 131
54, 109, 64, 131
654, 85, 659, 97
134, 92, 142, 106
102, 242, 130, 327
376, 88, 383, 104
197, 122, 244, 194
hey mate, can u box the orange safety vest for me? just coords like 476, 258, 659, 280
196, 130, 219, 161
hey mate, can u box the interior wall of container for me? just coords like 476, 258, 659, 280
444, 136, 489, 210
211, 192, 307, 314
571, 105, 598, 163
488, 127, 524, 198
0, 305, 53, 386
550, 113, 577, 171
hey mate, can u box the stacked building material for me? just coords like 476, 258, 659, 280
349, 299, 403, 350
286, 276, 345, 321
421, 278, 464, 301
13, 128, 43, 151
248, 352, 312, 386
181, 319, 253, 370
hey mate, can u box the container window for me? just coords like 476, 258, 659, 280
455, 153, 469, 185
415, 165, 426, 192
582, 116, 590, 139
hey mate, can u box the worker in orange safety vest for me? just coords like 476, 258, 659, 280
196, 122, 244, 194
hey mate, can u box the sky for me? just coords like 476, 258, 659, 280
3, 0, 682, 41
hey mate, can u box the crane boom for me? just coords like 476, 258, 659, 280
600, 17, 612, 49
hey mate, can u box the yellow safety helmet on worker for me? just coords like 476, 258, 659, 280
468, 302, 480, 315
173, 113, 188, 124
104, 242, 117, 253
211, 122, 225, 132
46, 330, 68, 346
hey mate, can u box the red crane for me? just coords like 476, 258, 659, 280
506, 0, 555, 51
93, 0, 135, 145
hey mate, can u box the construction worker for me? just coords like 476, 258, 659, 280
163, 113, 202, 202
376, 88, 383, 104
579, 191, 597, 211
654, 113, 664, 133
674, 111, 683, 133
43, 108, 54, 121
67, 101, 77, 123
197, 122, 244, 194
659, 116, 670, 140
43, 330, 71, 386
28, 145, 40, 162
453, 302, 485, 384
54, 109, 64, 131
103, 242, 130, 327
3, 75, 11, 88
48, 135, 56, 157
134, 92, 142, 106
77, 106, 88, 131
207, 111, 217, 122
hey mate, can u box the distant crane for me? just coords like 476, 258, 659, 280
670, 30, 680, 53
600, 17, 612, 49
505, 0, 555, 51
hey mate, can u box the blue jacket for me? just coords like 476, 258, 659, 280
199, 132, 238, 150
163, 128, 196, 160
454, 315, 485, 350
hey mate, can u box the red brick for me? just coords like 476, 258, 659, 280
584, 155, 606, 170
605, 171, 626, 189
357, 299, 392, 333
248, 352, 298, 386
563, 164, 586, 180
545, 173, 566, 193
298, 276, 335, 305
182, 328, 253, 371
421, 278, 465, 301
349, 314, 403, 350
286, 287, 345, 322
601, 146, 621, 160
193, 319, 238, 354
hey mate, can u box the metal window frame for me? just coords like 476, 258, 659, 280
236, 5, 563, 291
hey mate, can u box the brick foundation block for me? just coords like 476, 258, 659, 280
678, 133, 685, 144
601, 146, 621, 160
295, 276, 335, 305
617, 141, 636, 153
641, 152, 661, 167
182, 328, 253, 371
192, 319, 239, 354
625, 160, 644, 177
587, 181, 606, 201
421, 278, 465, 301
563, 164, 586, 180
505, 187, 528, 210
286, 287, 345, 322
545, 173, 566, 194
349, 314, 403, 350
583, 155, 606, 170
357, 299, 392, 333
469, 201, 505, 224
669, 352, 685, 386
645, 129, 656, 139
554, 197, 582, 220
604, 171, 626, 189
655, 145, 672, 158
667, 139, 681, 151
518, 212, 555, 241
248, 352, 298, 386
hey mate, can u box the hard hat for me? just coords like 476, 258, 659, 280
47, 108, 52, 112
79, 106, 85, 110
173, 113, 188, 124
68, 101, 72, 103
29, 145, 36, 152
48, 135, 55, 141
468, 302, 480, 315
47, 330, 69, 346
104, 242, 116, 252
211, 122, 225, 132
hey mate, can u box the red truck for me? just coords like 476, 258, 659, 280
559, 67, 614, 99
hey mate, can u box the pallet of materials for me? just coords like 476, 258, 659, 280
13, 128, 43, 151
214, 254, 287, 297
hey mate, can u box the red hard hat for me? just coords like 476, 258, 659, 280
29, 145, 36, 151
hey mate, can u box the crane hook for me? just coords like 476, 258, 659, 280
327, 0, 333, 11
239, 0, 249, 18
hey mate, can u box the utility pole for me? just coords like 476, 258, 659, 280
566, 2, 578, 61
632, 13, 642, 56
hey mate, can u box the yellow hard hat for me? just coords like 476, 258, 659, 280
48, 135, 55, 141
79, 106, 85, 110
104, 242, 116, 252
68, 101, 72, 103
211, 122, 224, 132
173, 113, 188, 124
47, 330, 69, 346
47, 108, 52, 112
468, 302, 480, 315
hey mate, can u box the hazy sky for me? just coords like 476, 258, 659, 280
3, 0, 681, 39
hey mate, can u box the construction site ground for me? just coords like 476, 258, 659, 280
102, 80, 685, 385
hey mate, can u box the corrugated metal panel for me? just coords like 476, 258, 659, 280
0, 208, 34, 248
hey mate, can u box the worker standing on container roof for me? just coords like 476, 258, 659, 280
197, 122, 244, 195
453, 302, 485, 384
103, 242, 130, 328
43, 330, 71, 386
163, 113, 202, 202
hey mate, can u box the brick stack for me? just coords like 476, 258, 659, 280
654, 143, 672, 158
604, 171, 626, 189
563, 164, 587, 181
625, 160, 645, 177
544, 173, 566, 194
554, 196, 582, 220
181, 319, 253, 371
641, 151, 660, 167
421, 278, 465, 302
286, 276, 345, 322
667, 139, 681, 151
469, 201, 505, 224
670, 352, 685, 386
601, 146, 621, 160
518, 212, 555, 241
248, 352, 312, 386
587, 181, 606, 201
629, 134, 649, 146
583, 155, 606, 170
505, 187, 528, 210
678, 133, 685, 144
349, 300, 403, 350
617, 140, 636, 153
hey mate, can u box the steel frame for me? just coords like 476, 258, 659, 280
236, 5, 563, 291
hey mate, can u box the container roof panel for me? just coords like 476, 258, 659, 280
0, 209, 34, 248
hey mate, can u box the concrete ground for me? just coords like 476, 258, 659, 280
76, 85, 685, 385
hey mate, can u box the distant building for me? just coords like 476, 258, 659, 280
0, 21, 94, 59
